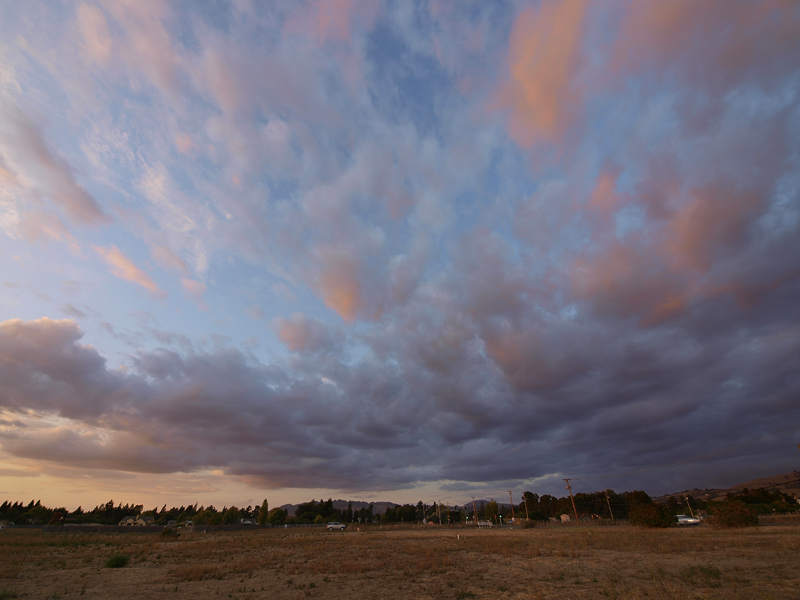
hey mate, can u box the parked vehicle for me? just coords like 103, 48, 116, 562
326, 522, 346, 531
676, 514, 701, 525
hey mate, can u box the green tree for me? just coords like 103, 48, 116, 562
484, 500, 499, 523
223, 506, 240, 524
707, 500, 758, 528
629, 503, 674, 528
258, 498, 269, 526
267, 508, 287, 524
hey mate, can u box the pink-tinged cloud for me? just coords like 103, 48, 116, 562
180, 278, 208, 310
588, 167, 621, 218
612, 0, 800, 95
571, 240, 690, 326
17, 210, 74, 244
275, 313, 343, 354
94, 245, 165, 297
494, 0, 589, 147
151, 245, 189, 274
1, 104, 109, 225
318, 255, 362, 322
174, 133, 194, 155
102, 0, 183, 99
285, 0, 381, 46
77, 4, 112, 66
665, 184, 762, 273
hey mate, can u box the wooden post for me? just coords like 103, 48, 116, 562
564, 479, 580, 525
605, 493, 614, 522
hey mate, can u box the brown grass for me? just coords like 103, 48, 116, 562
0, 524, 798, 599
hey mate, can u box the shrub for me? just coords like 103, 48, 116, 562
629, 503, 674, 528
104, 554, 129, 568
161, 527, 178, 538
520, 519, 537, 529
707, 500, 757, 528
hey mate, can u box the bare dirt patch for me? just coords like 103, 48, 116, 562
1, 524, 798, 599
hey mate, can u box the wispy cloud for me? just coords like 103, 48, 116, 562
94, 245, 165, 298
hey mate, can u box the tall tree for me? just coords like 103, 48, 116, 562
258, 498, 269, 526
484, 500, 499, 523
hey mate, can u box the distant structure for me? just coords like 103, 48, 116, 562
118, 515, 155, 526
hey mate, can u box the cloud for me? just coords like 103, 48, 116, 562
494, 0, 589, 147
94, 245, 165, 297
180, 278, 208, 310
284, 0, 382, 46
0, 318, 123, 419
0, 468, 40, 478
0, 103, 109, 225
77, 4, 112, 66
0, 1, 799, 502
150, 245, 189, 275
244, 304, 264, 320
60, 304, 87, 318
275, 313, 344, 355
17, 210, 75, 244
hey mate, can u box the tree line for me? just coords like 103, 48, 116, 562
1, 486, 794, 527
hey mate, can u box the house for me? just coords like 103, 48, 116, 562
118, 515, 156, 526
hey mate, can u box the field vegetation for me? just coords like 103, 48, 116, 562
1, 523, 798, 599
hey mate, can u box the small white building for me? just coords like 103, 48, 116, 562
118, 515, 155, 526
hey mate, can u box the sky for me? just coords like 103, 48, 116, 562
1, 0, 799, 512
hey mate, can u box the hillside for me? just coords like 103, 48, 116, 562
657, 470, 800, 503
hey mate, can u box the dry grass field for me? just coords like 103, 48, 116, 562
1, 524, 798, 599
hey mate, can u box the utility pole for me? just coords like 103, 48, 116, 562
605, 493, 614, 522
523, 493, 530, 520
446, 501, 450, 525
685, 496, 696, 519
472, 497, 478, 525
564, 479, 580, 525
508, 491, 515, 522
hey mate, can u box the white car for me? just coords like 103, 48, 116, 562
676, 514, 701, 525
327, 522, 346, 531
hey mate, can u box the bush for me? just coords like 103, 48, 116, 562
520, 519, 537, 529
707, 500, 757, 528
629, 503, 674, 528
104, 554, 129, 568
161, 527, 178, 538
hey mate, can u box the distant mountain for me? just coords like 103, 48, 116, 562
656, 471, 800, 503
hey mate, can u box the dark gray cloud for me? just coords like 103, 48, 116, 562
0, 1, 799, 502
2, 231, 799, 498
